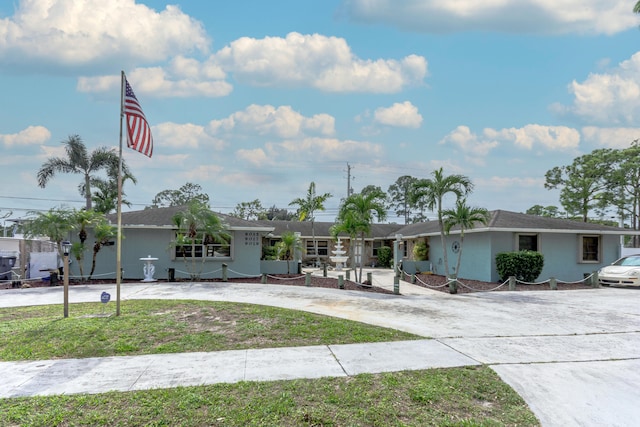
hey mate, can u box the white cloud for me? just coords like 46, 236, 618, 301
213, 32, 427, 93
236, 148, 269, 167
78, 63, 232, 98
0, 0, 209, 67
373, 101, 422, 128
439, 125, 499, 165
0, 125, 50, 146
153, 122, 226, 150
183, 164, 225, 182
555, 52, 640, 125
342, 0, 638, 35
208, 104, 335, 138
277, 137, 382, 160
582, 126, 640, 148
491, 124, 580, 150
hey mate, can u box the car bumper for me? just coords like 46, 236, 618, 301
598, 276, 640, 287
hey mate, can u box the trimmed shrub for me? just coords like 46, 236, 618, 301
413, 241, 429, 261
376, 246, 393, 268
496, 250, 544, 282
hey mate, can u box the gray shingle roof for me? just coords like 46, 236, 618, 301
107, 206, 272, 230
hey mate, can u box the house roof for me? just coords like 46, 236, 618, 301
107, 207, 635, 238
106, 206, 274, 231
255, 219, 404, 240
394, 210, 636, 237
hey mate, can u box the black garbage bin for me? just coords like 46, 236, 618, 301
0, 256, 16, 281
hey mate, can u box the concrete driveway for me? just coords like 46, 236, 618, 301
1, 280, 639, 426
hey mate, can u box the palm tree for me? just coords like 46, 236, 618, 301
172, 200, 229, 280
88, 219, 117, 279
333, 189, 387, 282
289, 182, 332, 266
442, 199, 490, 293
412, 167, 473, 279
37, 135, 134, 210
276, 230, 304, 274
22, 207, 75, 258
635, 1, 640, 13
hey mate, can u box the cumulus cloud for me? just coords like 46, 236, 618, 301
490, 124, 580, 150
441, 124, 580, 164
373, 101, 423, 128
341, 0, 638, 35
213, 32, 427, 93
554, 53, 640, 125
208, 104, 335, 138
0, 0, 209, 68
277, 136, 382, 160
236, 148, 269, 167
0, 125, 50, 146
153, 122, 226, 150
439, 126, 499, 165
78, 60, 232, 98
581, 126, 640, 148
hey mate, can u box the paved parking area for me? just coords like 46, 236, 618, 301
1, 279, 639, 426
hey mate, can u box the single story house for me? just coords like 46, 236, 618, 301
260, 210, 639, 283
75, 206, 274, 280
72, 206, 638, 284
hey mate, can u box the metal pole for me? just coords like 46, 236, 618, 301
63, 253, 69, 318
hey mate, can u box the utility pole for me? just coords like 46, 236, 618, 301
346, 163, 354, 198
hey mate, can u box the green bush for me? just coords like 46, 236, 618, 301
496, 251, 544, 282
413, 241, 429, 261
376, 246, 393, 268
262, 245, 277, 260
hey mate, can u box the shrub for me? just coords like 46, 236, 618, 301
376, 246, 393, 268
496, 251, 544, 282
413, 241, 429, 261
262, 245, 277, 260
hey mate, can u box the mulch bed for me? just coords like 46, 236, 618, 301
1, 273, 595, 295
412, 273, 595, 294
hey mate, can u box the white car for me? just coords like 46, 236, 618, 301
599, 255, 640, 287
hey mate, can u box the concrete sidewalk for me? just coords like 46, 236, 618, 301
1, 279, 639, 426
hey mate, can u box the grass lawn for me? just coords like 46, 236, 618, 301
0, 300, 540, 426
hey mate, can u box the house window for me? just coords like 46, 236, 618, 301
372, 241, 384, 257
517, 234, 538, 251
175, 235, 231, 259
306, 240, 328, 256
580, 235, 600, 262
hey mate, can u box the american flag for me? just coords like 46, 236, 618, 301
124, 78, 153, 157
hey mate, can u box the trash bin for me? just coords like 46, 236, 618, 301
0, 256, 16, 281
49, 271, 59, 286
168, 268, 175, 282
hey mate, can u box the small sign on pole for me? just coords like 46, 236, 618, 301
100, 291, 111, 314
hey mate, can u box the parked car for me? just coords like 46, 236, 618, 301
599, 255, 640, 287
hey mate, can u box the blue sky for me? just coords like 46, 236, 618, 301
2, 0, 640, 223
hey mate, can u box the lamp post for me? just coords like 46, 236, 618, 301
393, 234, 403, 277
62, 240, 71, 318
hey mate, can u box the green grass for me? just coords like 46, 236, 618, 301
0, 300, 419, 361
0, 300, 540, 426
0, 367, 539, 426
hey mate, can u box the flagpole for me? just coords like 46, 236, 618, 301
116, 70, 125, 316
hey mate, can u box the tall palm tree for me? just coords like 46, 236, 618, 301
412, 167, 473, 278
333, 189, 387, 282
172, 200, 229, 280
635, 1, 640, 13
37, 135, 134, 210
442, 199, 490, 293
289, 182, 332, 266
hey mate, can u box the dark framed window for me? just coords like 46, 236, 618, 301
175, 235, 231, 259
306, 240, 328, 256
580, 235, 600, 262
517, 234, 539, 251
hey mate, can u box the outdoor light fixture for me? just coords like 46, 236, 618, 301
62, 241, 71, 256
